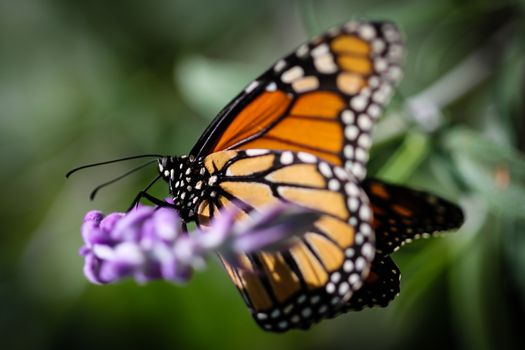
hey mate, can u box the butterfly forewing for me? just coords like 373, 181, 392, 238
190, 20, 404, 181
195, 149, 375, 331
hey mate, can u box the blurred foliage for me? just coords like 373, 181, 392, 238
1, 0, 524, 349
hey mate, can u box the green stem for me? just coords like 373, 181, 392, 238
377, 132, 430, 182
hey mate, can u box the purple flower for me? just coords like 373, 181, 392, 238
79, 202, 321, 285
79, 205, 188, 284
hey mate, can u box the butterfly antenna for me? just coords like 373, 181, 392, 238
89, 159, 157, 200
66, 154, 162, 178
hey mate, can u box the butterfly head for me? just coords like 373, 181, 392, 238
157, 155, 199, 182
157, 155, 208, 220
157, 156, 177, 181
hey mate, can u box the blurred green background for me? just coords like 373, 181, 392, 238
1, 0, 524, 349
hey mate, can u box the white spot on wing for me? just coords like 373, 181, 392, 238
357, 134, 372, 148
388, 66, 403, 82
349, 273, 360, 285
297, 152, 316, 163
360, 223, 371, 236
343, 260, 354, 272
244, 80, 259, 93
367, 103, 382, 119
369, 76, 380, 88
355, 257, 366, 271
352, 163, 366, 179
319, 162, 333, 178
357, 114, 372, 130
344, 145, 354, 158
296, 44, 309, 57
292, 76, 320, 93
374, 58, 388, 72
372, 88, 389, 104
341, 110, 355, 124
383, 23, 401, 42
256, 313, 268, 320
345, 182, 359, 196
245, 149, 269, 156
328, 179, 340, 191
274, 59, 286, 72
372, 39, 385, 53
314, 54, 338, 74
281, 66, 304, 83
301, 307, 312, 318
350, 95, 368, 112
362, 243, 374, 259
338, 282, 350, 295
331, 272, 341, 283
280, 152, 294, 165
266, 82, 277, 91
278, 321, 288, 329
358, 24, 376, 40
311, 43, 329, 58
359, 205, 371, 220
347, 197, 359, 211
345, 125, 359, 140
344, 21, 358, 32
355, 147, 368, 162
334, 167, 348, 180
388, 44, 403, 60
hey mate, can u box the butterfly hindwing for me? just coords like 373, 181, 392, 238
363, 178, 464, 255
190, 20, 404, 182
343, 254, 400, 311
195, 149, 375, 331
340, 180, 464, 311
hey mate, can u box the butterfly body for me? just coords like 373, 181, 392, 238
148, 20, 464, 332
158, 155, 209, 221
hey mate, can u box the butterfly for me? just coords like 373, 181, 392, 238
140, 20, 463, 332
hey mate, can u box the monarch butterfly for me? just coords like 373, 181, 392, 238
93, 20, 464, 331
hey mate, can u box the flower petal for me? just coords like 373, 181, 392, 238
153, 207, 181, 241
92, 244, 115, 260
111, 206, 154, 241
79, 202, 318, 286
83, 253, 104, 284
229, 207, 321, 254
194, 206, 238, 250
83, 210, 104, 224
100, 212, 125, 232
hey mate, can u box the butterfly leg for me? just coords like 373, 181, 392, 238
127, 191, 175, 212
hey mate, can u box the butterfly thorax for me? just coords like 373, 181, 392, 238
158, 155, 209, 222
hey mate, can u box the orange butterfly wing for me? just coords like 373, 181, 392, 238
190, 20, 403, 181
195, 149, 375, 331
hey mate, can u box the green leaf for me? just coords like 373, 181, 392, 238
376, 131, 431, 182
444, 127, 525, 218
174, 56, 257, 118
